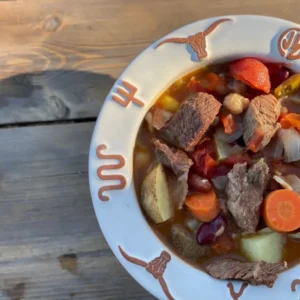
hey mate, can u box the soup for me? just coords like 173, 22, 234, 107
134, 58, 300, 287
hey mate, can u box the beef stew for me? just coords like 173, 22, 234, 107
134, 58, 300, 287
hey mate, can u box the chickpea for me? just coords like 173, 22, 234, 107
223, 93, 250, 115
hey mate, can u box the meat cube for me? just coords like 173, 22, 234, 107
243, 94, 281, 151
226, 159, 270, 233
152, 138, 193, 177
171, 225, 209, 260
205, 257, 287, 287
160, 92, 221, 151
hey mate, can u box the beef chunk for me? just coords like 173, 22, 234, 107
243, 94, 281, 151
171, 225, 209, 260
152, 138, 193, 177
226, 159, 270, 233
160, 92, 221, 151
205, 257, 287, 287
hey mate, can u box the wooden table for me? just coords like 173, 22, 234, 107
0, 1, 298, 299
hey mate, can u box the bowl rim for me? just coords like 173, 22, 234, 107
89, 15, 300, 300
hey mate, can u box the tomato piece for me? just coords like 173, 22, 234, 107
220, 111, 238, 134
230, 58, 271, 93
189, 78, 206, 93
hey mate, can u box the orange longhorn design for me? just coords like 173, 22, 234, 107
156, 18, 232, 59
112, 80, 144, 107
291, 279, 300, 292
227, 283, 248, 300
119, 246, 174, 300
96, 144, 126, 201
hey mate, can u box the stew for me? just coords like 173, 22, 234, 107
134, 58, 300, 288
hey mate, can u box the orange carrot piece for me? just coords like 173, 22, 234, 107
263, 189, 300, 232
200, 72, 222, 92
185, 191, 220, 222
220, 112, 238, 134
212, 232, 235, 254
247, 128, 264, 152
279, 114, 292, 129
285, 113, 300, 132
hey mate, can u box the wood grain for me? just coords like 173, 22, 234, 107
0, 0, 299, 124
0, 122, 154, 300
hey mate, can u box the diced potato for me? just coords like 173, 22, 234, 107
241, 232, 284, 263
140, 164, 172, 224
214, 137, 232, 160
157, 95, 180, 112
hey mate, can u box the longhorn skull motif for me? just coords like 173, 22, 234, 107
156, 18, 232, 59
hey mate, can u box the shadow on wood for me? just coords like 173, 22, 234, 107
0, 70, 116, 125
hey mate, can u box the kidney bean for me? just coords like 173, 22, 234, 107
188, 174, 212, 192
196, 215, 226, 245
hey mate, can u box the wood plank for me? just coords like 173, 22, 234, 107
0, 0, 298, 124
0, 122, 154, 300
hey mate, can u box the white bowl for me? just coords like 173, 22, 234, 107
89, 15, 300, 300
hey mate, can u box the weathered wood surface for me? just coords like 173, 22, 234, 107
0, 0, 299, 124
0, 122, 154, 300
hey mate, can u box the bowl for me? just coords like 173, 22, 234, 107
89, 15, 300, 300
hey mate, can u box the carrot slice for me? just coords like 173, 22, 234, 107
185, 191, 220, 222
263, 189, 300, 232
220, 112, 238, 134
285, 113, 300, 132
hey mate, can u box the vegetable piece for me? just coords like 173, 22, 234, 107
212, 232, 235, 254
200, 72, 223, 92
275, 74, 300, 98
223, 93, 250, 115
188, 174, 212, 193
152, 107, 174, 130
229, 58, 271, 93
228, 79, 247, 94
196, 215, 226, 245
157, 94, 180, 112
140, 164, 172, 224
247, 128, 265, 152
282, 113, 300, 132
171, 225, 209, 259
215, 125, 243, 143
189, 77, 206, 93
241, 231, 284, 263
168, 173, 188, 210
134, 145, 151, 169
185, 191, 220, 222
215, 138, 233, 160
273, 174, 300, 195
288, 232, 300, 239
280, 128, 300, 162
220, 112, 238, 134
263, 189, 300, 232
192, 142, 218, 179
262, 131, 284, 159
185, 218, 202, 232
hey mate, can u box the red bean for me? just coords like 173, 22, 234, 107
188, 174, 212, 193
196, 215, 226, 245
